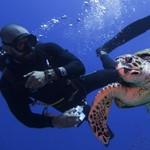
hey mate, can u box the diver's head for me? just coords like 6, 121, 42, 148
0, 24, 37, 62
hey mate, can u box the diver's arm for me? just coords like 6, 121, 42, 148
23, 43, 86, 89
1, 88, 55, 128
96, 15, 150, 55
38, 43, 86, 79
1, 85, 80, 128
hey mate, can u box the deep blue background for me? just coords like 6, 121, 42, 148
0, 0, 150, 150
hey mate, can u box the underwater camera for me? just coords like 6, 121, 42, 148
63, 105, 86, 126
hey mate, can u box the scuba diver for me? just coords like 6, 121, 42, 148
96, 15, 150, 57
0, 24, 118, 128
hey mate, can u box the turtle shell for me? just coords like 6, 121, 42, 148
134, 48, 150, 62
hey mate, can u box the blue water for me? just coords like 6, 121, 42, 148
0, 0, 150, 150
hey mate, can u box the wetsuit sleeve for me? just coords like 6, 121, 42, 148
97, 15, 150, 54
1, 86, 55, 128
39, 43, 86, 79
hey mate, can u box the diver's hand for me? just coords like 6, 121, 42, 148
24, 71, 47, 89
52, 114, 81, 128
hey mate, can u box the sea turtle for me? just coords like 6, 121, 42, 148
88, 49, 150, 145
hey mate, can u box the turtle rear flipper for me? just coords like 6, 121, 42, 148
145, 103, 150, 113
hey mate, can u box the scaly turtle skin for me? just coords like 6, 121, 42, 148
88, 52, 150, 145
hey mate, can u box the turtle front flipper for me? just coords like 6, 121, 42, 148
88, 83, 123, 145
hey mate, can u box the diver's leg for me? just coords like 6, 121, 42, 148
78, 69, 119, 94
96, 15, 150, 55
99, 53, 115, 69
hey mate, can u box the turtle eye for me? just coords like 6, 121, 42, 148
115, 57, 119, 60
125, 56, 133, 63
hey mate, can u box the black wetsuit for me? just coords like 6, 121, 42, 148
97, 15, 150, 54
0, 42, 118, 128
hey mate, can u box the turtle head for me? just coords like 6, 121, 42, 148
115, 54, 149, 85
